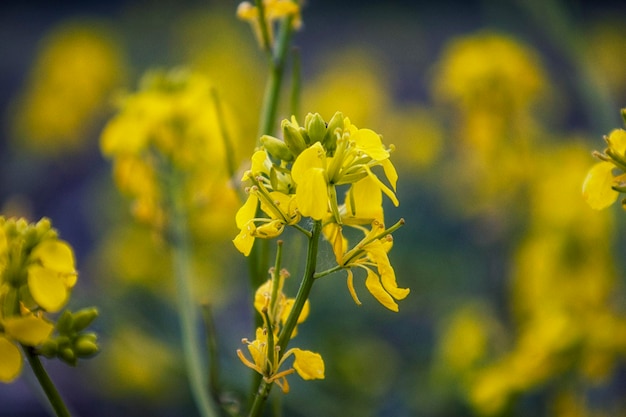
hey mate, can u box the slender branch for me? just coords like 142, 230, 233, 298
167, 172, 219, 417
22, 345, 71, 417
246, 220, 322, 417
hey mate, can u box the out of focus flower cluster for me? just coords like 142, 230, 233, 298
101, 69, 240, 235
0, 217, 98, 383
233, 112, 409, 311
582, 109, 626, 210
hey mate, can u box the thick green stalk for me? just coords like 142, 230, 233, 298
22, 345, 71, 417
168, 175, 219, 417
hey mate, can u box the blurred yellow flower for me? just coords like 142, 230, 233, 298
10, 20, 126, 155
237, 0, 301, 47
101, 69, 240, 236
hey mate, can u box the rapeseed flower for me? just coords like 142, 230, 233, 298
237, 0, 301, 48
583, 125, 626, 210
0, 217, 78, 382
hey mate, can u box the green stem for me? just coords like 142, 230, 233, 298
168, 176, 219, 417
257, 15, 296, 141
247, 220, 322, 417
22, 345, 71, 417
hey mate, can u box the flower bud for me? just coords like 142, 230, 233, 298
39, 339, 58, 358
261, 135, 293, 162
74, 333, 99, 357
281, 119, 307, 157
59, 346, 77, 366
71, 307, 99, 332
56, 310, 74, 334
305, 113, 327, 145
322, 111, 344, 155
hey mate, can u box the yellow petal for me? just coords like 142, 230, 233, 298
295, 168, 328, 220
0, 336, 22, 383
364, 268, 399, 312
323, 223, 347, 264
27, 265, 72, 312
381, 158, 398, 191
233, 222, 256, 256
367, 242, 410, 301
250, 150, 269, 175
291, 142, 325, 184
236, 194, 259, 229
607, 129, 626, 155
364, 165, 399, 207
291, 348, 325, 380
352, 128, 389, 161
31, 240, 76, 274
2, 315, 54, 346
345, 269, 362, 306
348, 176, 383, 220
582, 161, 618, 210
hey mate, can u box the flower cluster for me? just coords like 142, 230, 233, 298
233, 112, 409, 311
237, 267, 324, 393
583, 110, 626, 210
101, 68, 239, 235
0, 217, 97, 383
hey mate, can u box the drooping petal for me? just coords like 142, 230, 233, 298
291, 348, 325, 380
233, 222, 256, 256
364, 165, 399, 207
323, 223, 347, 264
0, 336, 22, 383
2, 315, 54, 345
345, 269, 362, 306
367, 242, 410, 301
582, 161, 618, 210
381, 158, 398, 191
364, 267, 399, 312
27, 265, 71, 312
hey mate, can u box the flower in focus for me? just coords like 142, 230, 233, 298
237, 0, 301, 47
583, 124, 626, 210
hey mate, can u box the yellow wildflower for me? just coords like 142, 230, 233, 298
340, 220, 409, 312
583, 128, 626, 210
237, 327, 324, 393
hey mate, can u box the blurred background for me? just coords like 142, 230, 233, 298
2, 0, 626, 416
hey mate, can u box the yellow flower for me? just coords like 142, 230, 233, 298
101, 69, 240, 235
340, 220, 409, 312
583, 128, 626, 210
290, 114, 398, 221
27, 240, 78, 313
237, 327, 324, 393
0, 303, 55, 383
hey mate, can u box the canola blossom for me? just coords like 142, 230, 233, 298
101, 69, 240, 235
238, 267, 324, 393
583, 121, 626, 210
0, 217, 77, 382
233, 112, 408, 312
